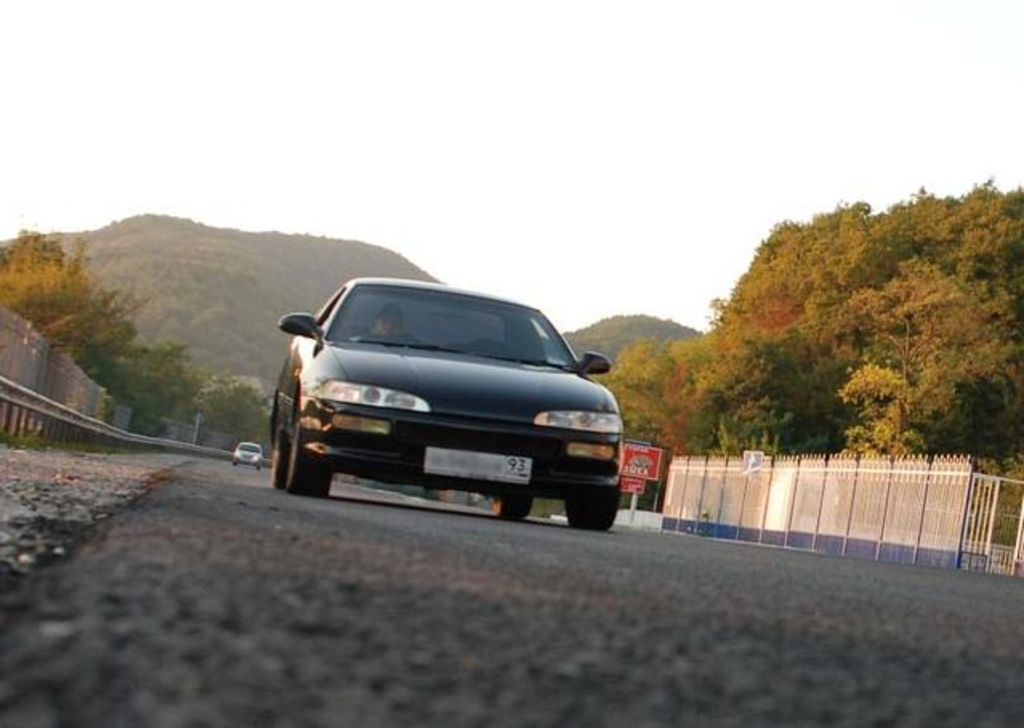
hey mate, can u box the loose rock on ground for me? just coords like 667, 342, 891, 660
0, 447, 187, 586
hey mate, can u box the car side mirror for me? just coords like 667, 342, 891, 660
578, 351, 612, 375
279, 312, 322, 342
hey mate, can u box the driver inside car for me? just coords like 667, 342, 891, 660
368, 304, 405, 339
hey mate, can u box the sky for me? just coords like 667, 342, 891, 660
2, 1, 1023, 332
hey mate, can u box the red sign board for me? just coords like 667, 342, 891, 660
620, 442, 663, 481
619, 476, 646, 494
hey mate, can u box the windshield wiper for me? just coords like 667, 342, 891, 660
401, 343, 470, 355
479, 354, 574, 370
346, 339, 471, 355
523, 359, 575, 370
344, 338, 411, 348
346, 339, 571, 369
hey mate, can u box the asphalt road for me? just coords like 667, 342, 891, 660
3, 460, 1024, 727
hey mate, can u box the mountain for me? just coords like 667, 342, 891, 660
564, 315, 701, 359
63, 215, 435, 387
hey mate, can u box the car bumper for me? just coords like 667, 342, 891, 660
296, 400, 621, 499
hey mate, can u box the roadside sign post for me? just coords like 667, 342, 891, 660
742, 450, 764, 476
619, 476, 647, 523
619, 441, 665, 525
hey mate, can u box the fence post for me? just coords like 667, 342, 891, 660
875, 458, 896, 561
758, 457, 775, 544
694, 455, 709, 535
737, 468, 751, 541
673, 457, 692, 532
965, 477, 989, 570
841, 457, 861, 557
955, 460, 977, 569
912, 457, 935, 565
967, 480, 981, 554
811, 456, 829, 552
713, 457, 729, 538
1013, 487, 1024, 576
671, 456, 685, 530
783, 456, 802, 548
984, 478, 1001, 573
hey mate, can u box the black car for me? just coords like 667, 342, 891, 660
270, 278, 623, 530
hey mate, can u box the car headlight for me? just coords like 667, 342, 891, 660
316, 380, 430, 412
533, 411, 622, 433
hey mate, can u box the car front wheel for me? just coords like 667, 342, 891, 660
284, 423, 333, 498
565, 489, 619, 531
270, 429, 290, 490
493, 494, 533, 520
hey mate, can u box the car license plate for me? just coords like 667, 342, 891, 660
423, 447, 532, 484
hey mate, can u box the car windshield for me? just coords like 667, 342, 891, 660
238, 444, 261, 453
326, 286, 576, 368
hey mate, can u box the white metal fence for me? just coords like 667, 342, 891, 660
662, 455, 975, 570
959, 474, 1024, 576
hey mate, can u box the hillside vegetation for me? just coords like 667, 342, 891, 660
64, 215, 435, 386
564, 315, 700, 359
604, 184, 1024, 473
0, 233, 266, 441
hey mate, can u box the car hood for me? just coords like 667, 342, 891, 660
323, 344, 617, 422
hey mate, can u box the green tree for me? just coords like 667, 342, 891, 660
838, 259, 1011, 453
0, 232, 138, 381
839, 364, 922, 455
195, 376, 268, 443
0, 231, 207, 437
107, 343, 206, 435
602, 184, 1024, 475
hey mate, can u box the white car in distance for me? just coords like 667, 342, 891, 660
232, 442, 264, 470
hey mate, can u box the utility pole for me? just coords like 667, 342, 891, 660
192, 411, 204, 445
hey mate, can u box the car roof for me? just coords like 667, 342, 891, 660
344, 278, 538, 312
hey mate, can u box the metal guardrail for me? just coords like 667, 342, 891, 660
0, 373, 231, 460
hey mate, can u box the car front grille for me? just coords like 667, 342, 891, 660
394, 421, 562, 460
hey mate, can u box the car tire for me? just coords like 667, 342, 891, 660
284, 423, 333, 498
565, 489, 619, 531
270, 428, 290, 491
493, 494, 533, 520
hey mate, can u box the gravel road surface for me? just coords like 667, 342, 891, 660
2, 455, 1024, 727
0, 448, 189, 587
